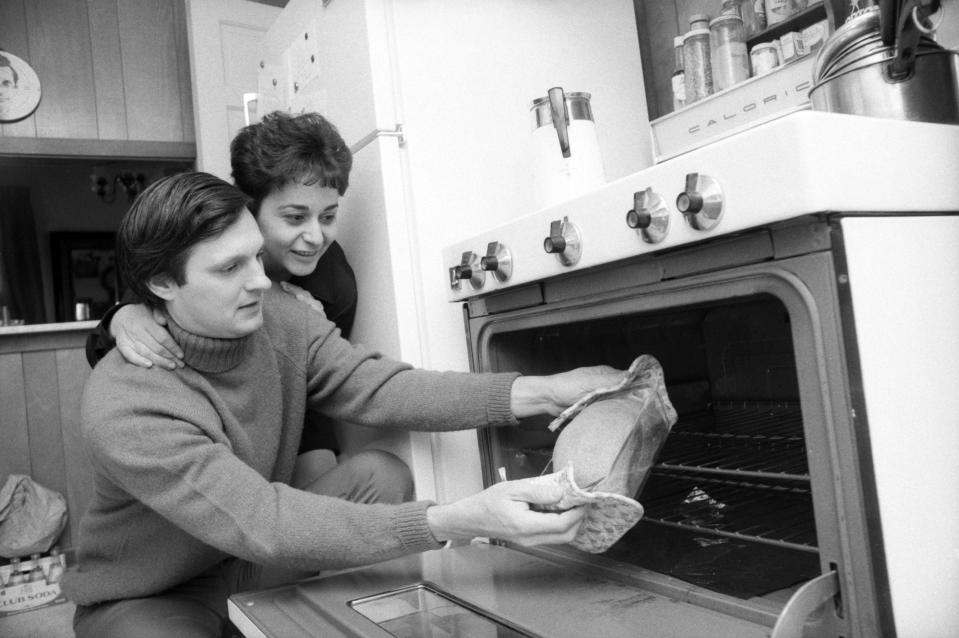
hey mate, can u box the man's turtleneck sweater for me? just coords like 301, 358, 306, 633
61, 286, 519, 606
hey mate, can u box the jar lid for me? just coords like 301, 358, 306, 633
709, 14, 743, 26
752, 42, 779, 51
683, 28, 711, 40
673, 35, 685, 47
689, 13, 710, 26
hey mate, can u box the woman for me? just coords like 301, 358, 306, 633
86, 111, 358, 457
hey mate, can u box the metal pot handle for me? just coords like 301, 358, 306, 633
889, 0, 942, 80
548, 87, 571, 159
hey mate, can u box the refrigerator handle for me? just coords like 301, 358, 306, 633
349, 124, 405, 154
770, 570, 840, 638
242, 93, 258, 126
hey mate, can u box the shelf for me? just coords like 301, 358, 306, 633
746, 1, 829, 48
0, 137, 196, 161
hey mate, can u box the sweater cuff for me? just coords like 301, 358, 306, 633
488, 372, 521, 426
392, 500, 445, 552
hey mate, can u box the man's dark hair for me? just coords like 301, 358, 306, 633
117, 171, 251, 308
0, 54, 19, 85
230, 111, 352, 215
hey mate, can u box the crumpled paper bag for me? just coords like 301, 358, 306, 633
0, 474, 68, 558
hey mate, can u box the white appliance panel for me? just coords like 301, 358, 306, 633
443, 112, 959, 302
840, 215, 959, 638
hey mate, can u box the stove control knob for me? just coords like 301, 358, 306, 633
626, 187, 670, 244
677, 172, 723, 231
480, 241, 513, 282
543, 217, 582, 266
450, 251, 485, 289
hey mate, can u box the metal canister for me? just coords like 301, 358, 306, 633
682, 28, 713, 103
74, 300, 91, 321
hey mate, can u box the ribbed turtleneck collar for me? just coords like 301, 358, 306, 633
165, 313, 254, 374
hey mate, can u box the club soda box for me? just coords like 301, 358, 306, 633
0, 549, 70, 617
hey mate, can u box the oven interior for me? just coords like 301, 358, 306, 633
481, 293, 821, 604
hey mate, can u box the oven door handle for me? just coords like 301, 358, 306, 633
770, 570, 840, 638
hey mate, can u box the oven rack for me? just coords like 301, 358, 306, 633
677, 401, 805, 437
657, 401, 810, 481
640, 470, 818, 553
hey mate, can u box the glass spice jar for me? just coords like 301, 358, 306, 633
750, 41, 781, 75
728, 0, 767, 37
671, 35, 686, 110
766, 0, 805, 26
683, 28, 712, 103
710, 14, 750, 92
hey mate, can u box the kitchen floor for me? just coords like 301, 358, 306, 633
0, 602, 75, 638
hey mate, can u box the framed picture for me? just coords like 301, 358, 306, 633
50, 232, 121, 322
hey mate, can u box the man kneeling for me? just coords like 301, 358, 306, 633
62, 171, 625, 638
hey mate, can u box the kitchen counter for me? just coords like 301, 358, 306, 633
0, 321, 96, 354
0, 320, 96, 335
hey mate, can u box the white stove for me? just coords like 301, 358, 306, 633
228, 112, 959, 638
442, 111, 959, 302
438, 110, 959, 637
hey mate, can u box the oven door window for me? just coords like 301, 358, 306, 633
351, 583, 539, 638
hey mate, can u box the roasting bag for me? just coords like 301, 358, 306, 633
541, 354, 677, 553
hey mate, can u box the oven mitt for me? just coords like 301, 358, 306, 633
542, 355, 677, 553
537, 464, 646, 553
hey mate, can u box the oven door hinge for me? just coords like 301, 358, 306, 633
770, 570, 841, 638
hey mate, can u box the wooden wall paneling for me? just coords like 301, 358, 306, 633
0, 352, 32, 477
56, 347, 93, 549
118, 0, 185, 142
21, 349, 72, 549
23, 0, 99, 139
173, 0, 196, 144
21, 351, 68, 493
87, 0, 129, 140
0, 0, 38, 138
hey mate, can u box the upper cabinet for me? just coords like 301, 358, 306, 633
0, 0, 195, 159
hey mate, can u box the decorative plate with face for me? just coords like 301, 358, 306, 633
0, 50, 41, 123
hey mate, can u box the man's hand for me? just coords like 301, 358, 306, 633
425, 476, 585, 546
510, 365, 624, 418
110, 304, 183, 370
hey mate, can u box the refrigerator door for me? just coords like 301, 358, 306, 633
184, 0, 282, 179
257, 0, 654, 503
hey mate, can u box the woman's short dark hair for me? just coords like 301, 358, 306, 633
117, 171, 251, 309
230, 111, 352, 215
